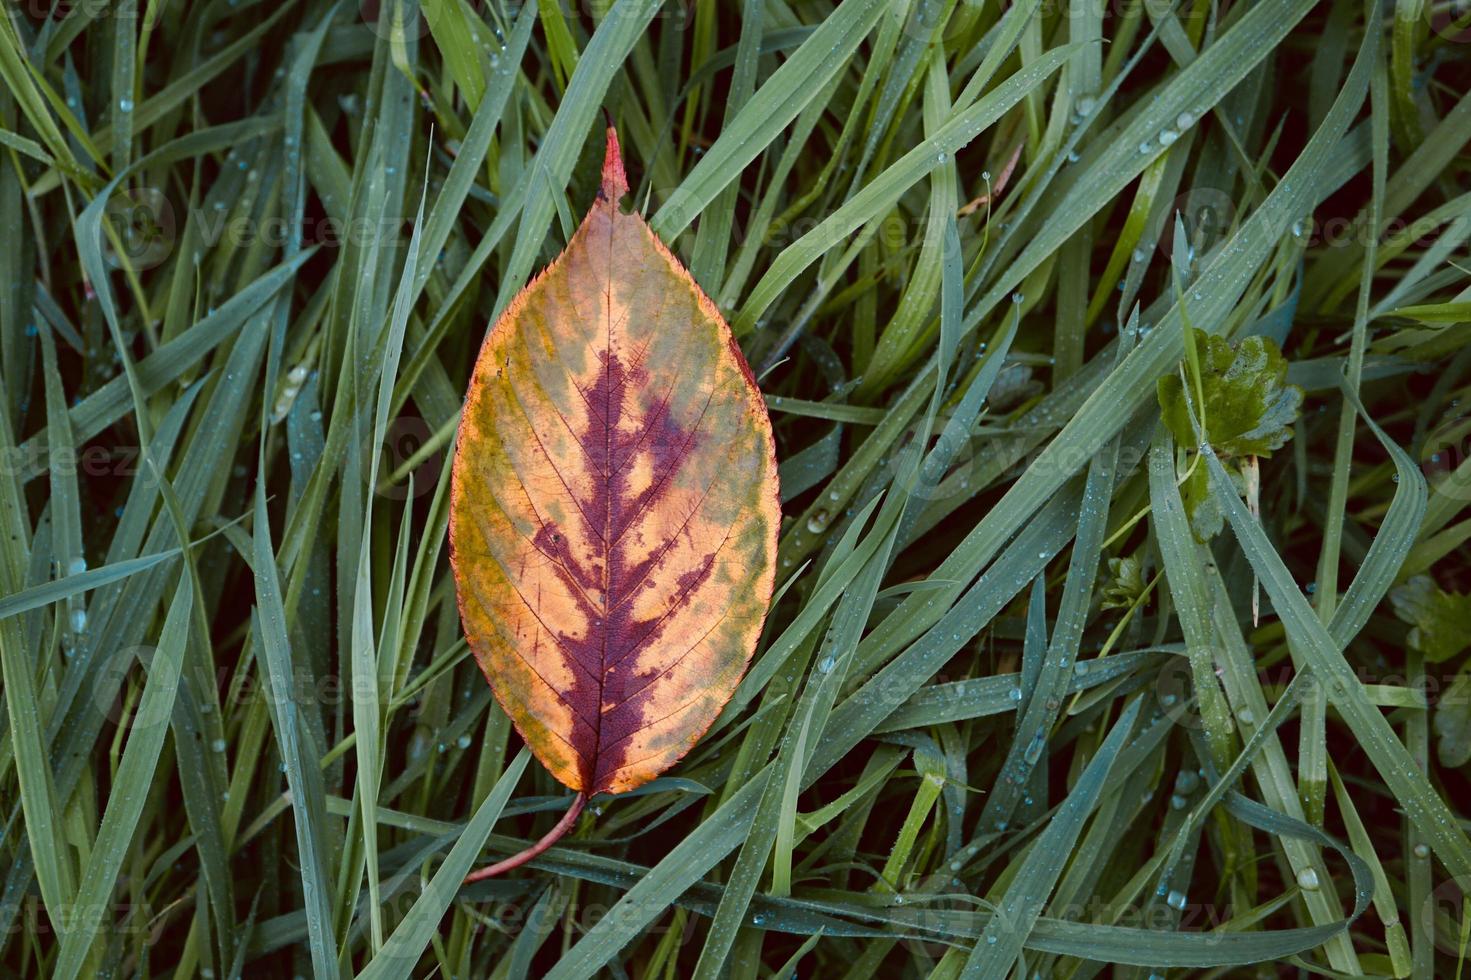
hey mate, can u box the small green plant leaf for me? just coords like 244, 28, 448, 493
1390, 575, 1471, 663
1434, 666, 1471, 769
1100, 555, 1145, 610
1158, 329, 1304, 457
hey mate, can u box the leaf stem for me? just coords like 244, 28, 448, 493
463, 792, 586, 883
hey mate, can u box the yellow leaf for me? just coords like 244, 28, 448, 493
450, 128, 780, 876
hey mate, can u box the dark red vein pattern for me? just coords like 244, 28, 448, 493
449, 153, 780, 796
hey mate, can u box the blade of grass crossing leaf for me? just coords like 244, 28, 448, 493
1328, 761, 1413, 975
353, 172, 428, 950
357, 749, 531, 980
0, 551, 182, 623
961, 698, 1142, 977
649, 0, 890, 241
1203, 447, 1471, 879
0, 501, 73, 928
53, 577, 193, 980
734, 44, 1075, 337
250, 487, 338, 979
857, 6, 1374, 673
692, 498, 902, 977
493, 0, 662, 312
1304, 44, 1392, 829
1147, 430, 1235, 769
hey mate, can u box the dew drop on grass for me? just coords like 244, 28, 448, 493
1166, 889, 1187, 911
67, 557, 87, 575
1296, 868, 1320, 891
1414, 843, 1430, 858
211, 738, 227, 753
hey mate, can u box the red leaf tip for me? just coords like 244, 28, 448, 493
600, 126, 629, 204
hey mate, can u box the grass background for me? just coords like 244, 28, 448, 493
2, 0, 1471, 975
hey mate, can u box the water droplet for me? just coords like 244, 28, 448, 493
67, 557, 87, 576
1166, 889, 1187, 911
1176, 110, 1194, 130
211, 738, 227, 753
1076, 95, 1097, 116
1132, 248, 1145, 263
1175, 770, 1199, 794
1414, 843, 1431, 858
1170, 794, 1187, 810
985, 934, 998, 945
1158, 128, 1178, 146
818, 655, 836, 674
937, 151, 947, 163
70, 609, 87, 633
806, 510, 831, 533
1066, 150, 1079, 163
456, 734, 472, 749
118, 98, 133, 112
1296, 868, 1320, 891
1009, 686, 1023, 703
